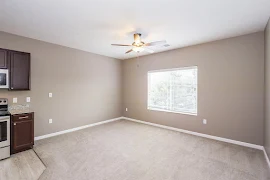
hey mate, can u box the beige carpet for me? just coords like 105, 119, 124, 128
34, 120, 270, 180
0, 150, 45, 180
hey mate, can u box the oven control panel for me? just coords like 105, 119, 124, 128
0, 98, 7, 105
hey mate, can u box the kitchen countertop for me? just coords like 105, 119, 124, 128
8, 105, 34, 115
9, 109, 34, 115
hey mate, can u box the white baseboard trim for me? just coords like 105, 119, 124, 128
123, 117, 264, 150
34, 117, 123, 141
263, 147, 270, 169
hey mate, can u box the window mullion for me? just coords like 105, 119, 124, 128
169, 73, 173, 110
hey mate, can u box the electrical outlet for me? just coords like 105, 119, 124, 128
203, 119, 207, 125
126, 108, 128, 112
49, 93, 53, 98
26, 97, 31, 103
13, 97, 17, 103
49, 119, 53, 124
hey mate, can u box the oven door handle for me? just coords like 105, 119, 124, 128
0, 116, 9, 122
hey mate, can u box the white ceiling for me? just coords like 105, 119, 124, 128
0, 0, 270, 60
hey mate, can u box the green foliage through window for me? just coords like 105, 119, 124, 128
148, 67, 197, 115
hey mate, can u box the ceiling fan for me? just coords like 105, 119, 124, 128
111, 33, 169, 54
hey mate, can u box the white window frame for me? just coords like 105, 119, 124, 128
147, 66, 198, 116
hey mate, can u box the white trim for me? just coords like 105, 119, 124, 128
148, 107, 197, 116
123, 117, 263, 150
34, 117, 123, 141
263, 147, 270, 169
148, 66, 198, 73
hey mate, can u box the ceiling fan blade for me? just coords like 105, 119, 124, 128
125, 49, 133, 54
144, 48, 154, 53
145, 40, 167, 46
111, 44, 132, 46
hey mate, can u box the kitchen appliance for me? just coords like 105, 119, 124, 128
0, 98, 10, 160
0, 69, 9, 89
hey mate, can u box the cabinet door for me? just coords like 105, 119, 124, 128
9, 51, 30, 90
12, 120, 34, 153
0, 49, 8, 69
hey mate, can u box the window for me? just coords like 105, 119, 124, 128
148, 66, 197, 115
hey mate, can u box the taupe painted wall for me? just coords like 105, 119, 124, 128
122, 32, 265, 145
0, 30, 265, 145
0, 31, 122, 137
265, 19, 270, 155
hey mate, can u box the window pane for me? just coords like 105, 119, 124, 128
148, 71, 170, 110
148, 67, 197, 115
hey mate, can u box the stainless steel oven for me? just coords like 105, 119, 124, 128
0, 116, 10, 146
0, 99, 10, 160
0, 69, 9, 89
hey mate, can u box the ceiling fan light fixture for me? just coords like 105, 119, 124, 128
132, 46, 144, 52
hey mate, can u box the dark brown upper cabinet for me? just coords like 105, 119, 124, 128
0, 48, 8, 69
9, 51, 31, 90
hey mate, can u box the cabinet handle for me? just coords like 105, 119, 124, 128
19, 116, 29, 119
14, 123, 16, 126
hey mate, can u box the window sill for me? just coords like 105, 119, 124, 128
147, 107, 197, 116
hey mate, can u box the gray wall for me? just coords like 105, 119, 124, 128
122, 32, 265, 145
0, 31, 122, 137
265, 19, 270, 155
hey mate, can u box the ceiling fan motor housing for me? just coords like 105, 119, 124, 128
134, 33, 143, 45
134, 33, 142, 38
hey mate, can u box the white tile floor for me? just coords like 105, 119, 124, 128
0, 150, 45, 180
